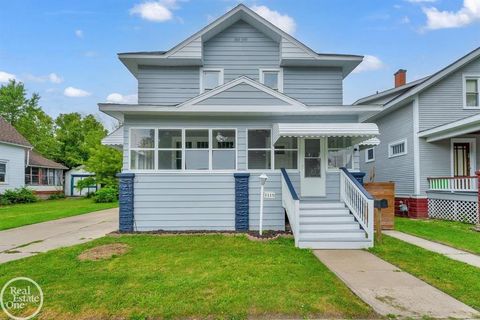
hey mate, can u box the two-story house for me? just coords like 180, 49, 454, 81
100, 4, 382, 249
357, 47, 480, 224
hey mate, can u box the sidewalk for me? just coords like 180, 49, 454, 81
315, 250, 478, 318
384, 230, 480, 268
0, 208, 118, 264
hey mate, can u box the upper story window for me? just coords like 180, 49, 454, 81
388, 139, 407, 158
201, 69, 224, 93
260, 69, 283, 92
0, 162, 6, 183
365, 147, 375, 163
465, 76, 479, 108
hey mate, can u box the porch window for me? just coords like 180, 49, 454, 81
327, 137, 353, 170
157, 129, 182, 170
130, 129, 155, 170
260, 69, 282, 92
274, 137, 298, 169
212, 130, 236, 170
465, 78, 479, 108
247, 129, 272, 169
0, 162, 6, 183
25, 167, 63, 186
365, 147, 375, 163
201, 69, 223, 93
388, 139, 407, 158
185, 130, 209, 170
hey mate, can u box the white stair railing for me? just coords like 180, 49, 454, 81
280, 168, 300, 246
339, 168, 374, 242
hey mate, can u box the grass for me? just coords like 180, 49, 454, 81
395, 217, 480, 254
0, 198, 118, 231
369, 235, 480, 311
0, 235, 375, 319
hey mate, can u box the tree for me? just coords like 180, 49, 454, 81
84, 145, 122, 187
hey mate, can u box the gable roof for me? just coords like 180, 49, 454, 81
361, 46, 480, 121
0, 116, 32, 148
119, 4, 363, 77
28, 150, 68, 170
177, 76, 306, 109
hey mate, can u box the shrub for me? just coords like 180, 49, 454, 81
48, 192, 66, 200
1, 187, 38, 204
94, 187, 118, 203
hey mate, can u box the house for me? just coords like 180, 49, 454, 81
65, 165, 99, 197
100, 4, 382, 249
0, 116, 68, 198
356, 47, 480, 224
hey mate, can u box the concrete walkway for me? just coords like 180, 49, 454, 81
0, 208, 118, 264
315, 250, 478, 319
385, 230, 480, 268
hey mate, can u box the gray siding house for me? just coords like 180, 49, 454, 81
101, 5, 381, 249
357, 47, 480, 224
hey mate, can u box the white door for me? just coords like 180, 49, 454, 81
300, 138, 326, 197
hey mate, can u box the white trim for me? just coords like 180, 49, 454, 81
450, 138, 476, 177
418, 113, 480, 142
388, 138, 407, 158
365, 147, 375, 163
463, 74, 480, 109
259, 68, 284, 92
199, 68, 224, 94
246, 128, 274, 171
413, 95, 421, 195
0, 160, 7, 184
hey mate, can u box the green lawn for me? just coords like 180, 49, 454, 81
369, 236, 480, 311
0, 235, 375, 319
0, 198, 118, 231
395, 217, 480, 254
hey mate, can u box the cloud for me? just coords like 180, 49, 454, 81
0, 71, 16, 83
353, 55, 384, 73
48, 73, 63, 83
251, 5, 296, 34
423, 0, 480, 30
106, 93, 138, 104
26, 72, 63, 84
64, 86, 91, 97
75, 29, 84, 38
406, 0, 437, 3
130, 0, 179, 22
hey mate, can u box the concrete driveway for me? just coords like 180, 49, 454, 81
0, 208, 118, 264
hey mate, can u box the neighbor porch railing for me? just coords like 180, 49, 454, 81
427, 176, 478, 192
339, 167, 374, 242
280, 168, 300, 247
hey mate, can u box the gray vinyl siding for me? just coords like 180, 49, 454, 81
137, 66, 199, 105
196, 83, 288, 106
203, 20, 279, 82
418, 57, 480, 131
0, 143, 26, 193
360, 102, 415, 195
283, 67, 343, 105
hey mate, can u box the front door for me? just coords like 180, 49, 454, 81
452, 139, 475, 176
300, 138, 326, 197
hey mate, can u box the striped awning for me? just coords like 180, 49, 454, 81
272, 123, 379, 144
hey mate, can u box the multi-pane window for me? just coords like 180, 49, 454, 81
365, 147, 375, 163
327, 137, 353, 170
157, 129, 182, 170
212, 130, 236, 170
388, 139, 407, 158
247, 129, 272, 169
202, 69, 223, 92
466, 78, 479, 107
0, 163, 6, 183
24, 167, 63, 186
274, 137, 298, 169
130, 129, 155, 170
260, 69, 282, 91
186, 130, 209, 170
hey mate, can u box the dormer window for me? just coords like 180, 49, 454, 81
260, 68, 283, 92
201, 68, 224, 93
465, 76, 479, 108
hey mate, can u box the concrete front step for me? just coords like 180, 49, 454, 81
300, 208, 350, 216
300, 230, 366, 239
301, 215, 355, 223
300, 222, 360, 231
298, 238, 373, 249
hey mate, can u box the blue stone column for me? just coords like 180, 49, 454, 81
117, 173, 135, 232
234, 173, 250, 231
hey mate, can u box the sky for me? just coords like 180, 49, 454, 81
1, 0, 479, 128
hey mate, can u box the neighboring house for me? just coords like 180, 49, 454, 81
357, 47, 480, 224
65, 166, 99, 197
100, 4, 381, 249
0, 116, 68, 197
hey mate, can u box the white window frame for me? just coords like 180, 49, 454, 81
463, 74, 480, 109
388, 139, 407, 158
450, 138, 476, 177
129, 128, 156, 171
273, 136, 299, 170
326, 138, 354, 172
365, 147, 375, 163
246, 128, 274, 171
0, 160, 7, 184
128, 127, 237, 172
200, 68, 224, 94
259, 68, 283, 92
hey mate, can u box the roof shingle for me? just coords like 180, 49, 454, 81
0, 116, 32, 148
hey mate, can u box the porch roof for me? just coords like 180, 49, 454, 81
418, 114, 480, 142
272, 123, 379, 144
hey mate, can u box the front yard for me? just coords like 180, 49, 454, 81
0, 235, 375, 319
369, 235, 480, 311
395, 217, 480, 254
0, 198, 118, 231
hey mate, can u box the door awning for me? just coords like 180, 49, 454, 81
272, 123, 379, 144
